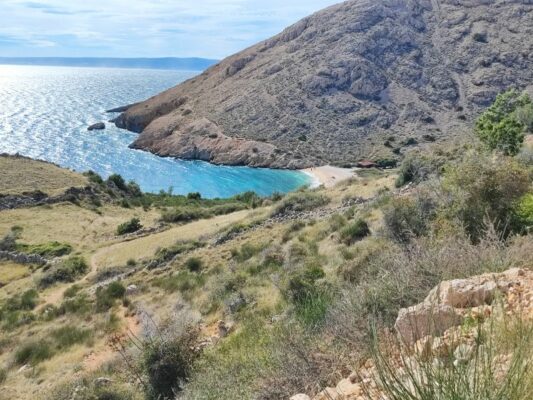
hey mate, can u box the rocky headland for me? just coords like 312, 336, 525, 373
114, 0, 533, 168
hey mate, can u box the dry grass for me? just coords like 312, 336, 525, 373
0, 156, 87, 196
91, 209, 257, 269
0, 261, 30, 286
0, 203, 161, 251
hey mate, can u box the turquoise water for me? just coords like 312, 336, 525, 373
0, 65, 311, 198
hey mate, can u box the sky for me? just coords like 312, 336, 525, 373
0, 0, 340, 59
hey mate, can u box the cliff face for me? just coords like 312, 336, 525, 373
115, 0, 533, 168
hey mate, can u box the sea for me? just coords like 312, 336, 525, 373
0, 65, 311, 198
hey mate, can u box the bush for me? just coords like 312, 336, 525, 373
185, 257, 203, 272
231, 242, 264, 262
339, 219, 370, 244
15, 341, 53, 365
160, 207, 210, 223
286, 266, 326, 306
395, 152, 445, 187
0, 227, 20, 251
514, 193, 533, 233
475, 89, 531, 155
187, 192, 202, 200
96, 281, 126, 312
443, 154, 531, 241
272, 192, 329, 217
116, 218, 142, 235
84, 170, 104, 185
384, 195, 437, 244
107, 174, 127, 191
141, 327, 199, 399
51, 325, 92, 349
60, 294, 91, 315
2, 289, 39, 312
39, 256, 88, 288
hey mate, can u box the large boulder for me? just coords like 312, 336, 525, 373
395, 302, 462, 343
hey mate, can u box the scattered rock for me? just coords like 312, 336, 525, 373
88, 122, 105, 131
126, 284, 139, 296
93, 377, 113, 387
217, 320, 234, 338
290, 394, 311, 400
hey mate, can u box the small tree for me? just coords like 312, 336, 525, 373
475, 90, 531, 156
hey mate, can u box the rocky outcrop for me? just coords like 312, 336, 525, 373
0, 250, 47, 266
0, 186, 98, 211
292, 267, 533, 400
115, 0, 533, 168
395, 268, 531, 343
88, 122, 105, 131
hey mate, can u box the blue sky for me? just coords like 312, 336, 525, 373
0, 0, 339, 59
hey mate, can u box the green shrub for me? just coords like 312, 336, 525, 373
443, 154, 531, 241
2, 289, 39, 312
51, 325, 92, 350
516, 102, 533, 133
84, 170, 104, 185
63, 284, 81, 298
339, 219, 370, 244
185, 257, 203, 272
231, 242, 264, 262
153, 240, 204, 266
127, 181, 142, 197
286, 266, 326, 305
15, 341, 53, 365
513, 193, 533, 233
107, 174, 127, 191
39, 256, 88, 288
187, 192, 202, 200
160, 207, 210, 223
60, 294, 91, 315
272, 192, 329, 217
475, 89, 531, 155
116, 218, 142, 235
95, 281, 126, 312
0, 368, 6, 384
16, 241, 72, 258
153, 271, 205, 294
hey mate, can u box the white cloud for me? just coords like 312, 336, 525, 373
0, 0, 339, 58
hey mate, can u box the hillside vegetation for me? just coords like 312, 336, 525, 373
0, 92, 532, 400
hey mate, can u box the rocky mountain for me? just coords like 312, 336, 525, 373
114, 0, 533, 168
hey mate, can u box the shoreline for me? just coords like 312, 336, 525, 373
301, 165, 356, 188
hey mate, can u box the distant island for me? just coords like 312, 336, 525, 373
0, 57, 219, 71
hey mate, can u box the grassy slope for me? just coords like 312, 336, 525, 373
0, 157, 394, 399
0, 155, 88, 196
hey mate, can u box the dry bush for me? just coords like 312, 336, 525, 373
327, 231, 533, 352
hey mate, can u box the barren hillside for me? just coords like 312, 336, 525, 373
115, 0, 533, 168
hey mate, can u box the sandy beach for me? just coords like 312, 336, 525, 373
302, 165, 356, 188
